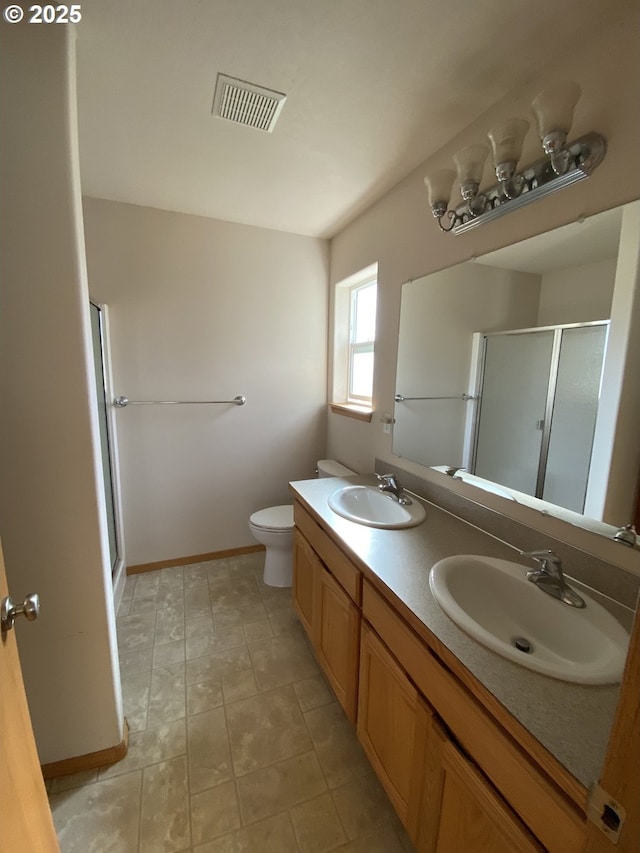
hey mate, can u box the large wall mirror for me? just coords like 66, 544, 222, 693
393, 201, 640, 539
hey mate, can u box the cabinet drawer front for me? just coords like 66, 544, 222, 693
294, 502, 362, 604
363, 582, 585, 853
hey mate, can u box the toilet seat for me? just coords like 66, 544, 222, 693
249, 505, 294, 532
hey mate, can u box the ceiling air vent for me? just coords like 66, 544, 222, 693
211, 74, 287, 133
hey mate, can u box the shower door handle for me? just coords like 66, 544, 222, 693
1, 593, 40, 633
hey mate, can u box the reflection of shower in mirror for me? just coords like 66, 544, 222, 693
393, 201, 640, 538
469, 321, 608, 515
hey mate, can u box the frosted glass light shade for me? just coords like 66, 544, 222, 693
488, 118, 529, 166
424, 169, 456, 207
453, 144, 489, 185
531, 82, 581, 138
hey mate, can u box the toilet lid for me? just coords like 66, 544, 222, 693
250, 504, 294, 531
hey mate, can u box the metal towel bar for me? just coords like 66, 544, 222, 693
114, 395, 246, 408
394, 393, 476, 402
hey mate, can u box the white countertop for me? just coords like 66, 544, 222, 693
290, 474, 621, 790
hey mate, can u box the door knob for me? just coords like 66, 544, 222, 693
1, 593, 40, 633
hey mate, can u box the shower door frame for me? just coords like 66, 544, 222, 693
469, 319, 610, 506
90, 302, 127, 604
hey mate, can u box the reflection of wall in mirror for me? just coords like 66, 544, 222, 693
537, 257, 616, 325
587, 204, 640, 523
393, 264, 539, 467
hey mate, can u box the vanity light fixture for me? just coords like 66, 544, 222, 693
531, 81, 580, 176
487, 117, 530, 199
425, 82, 606, 234
453, 144, 490, 217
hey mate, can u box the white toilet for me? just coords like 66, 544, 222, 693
249, 459, 355, 587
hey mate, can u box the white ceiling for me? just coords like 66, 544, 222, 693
76, 0, 615, 239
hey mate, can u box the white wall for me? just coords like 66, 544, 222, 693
83, 199, 329, 565
537, 257, 616, 326
327, 7, 640, 567
0, 26, 122, 764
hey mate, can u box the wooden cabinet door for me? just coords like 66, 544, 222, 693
357, 623, 433, 842
292, 529, 319, 641
421, 720, 545, 853
315, 564, 360, 722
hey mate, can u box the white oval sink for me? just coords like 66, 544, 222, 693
429, 555, 629, 684
327, 485, 426, 529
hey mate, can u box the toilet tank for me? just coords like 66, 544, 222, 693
317, 459, 355, 478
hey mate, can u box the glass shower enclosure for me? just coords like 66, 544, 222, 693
471, 321, 609, 514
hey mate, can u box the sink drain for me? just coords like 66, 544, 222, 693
512, 636, 533, 654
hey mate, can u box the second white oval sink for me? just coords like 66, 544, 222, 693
429, 555, 629, 684
328, 485, 426, 529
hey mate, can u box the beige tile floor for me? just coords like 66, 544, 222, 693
48, 552, 416, 853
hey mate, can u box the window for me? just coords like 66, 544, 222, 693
348, 279, 377, 403
331, 264, 378, 417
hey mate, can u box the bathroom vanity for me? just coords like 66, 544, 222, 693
289, 474, 633, 853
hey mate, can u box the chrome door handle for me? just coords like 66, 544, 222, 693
1, 593, 40, 632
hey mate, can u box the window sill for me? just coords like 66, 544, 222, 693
329, 403, 373, 423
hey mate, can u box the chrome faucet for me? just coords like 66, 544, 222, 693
376, 473, 412, 505
521, 549, 585, 608
614, 524, 638, 548
444, 466, 466, 478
